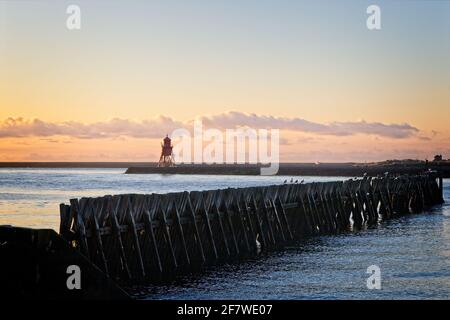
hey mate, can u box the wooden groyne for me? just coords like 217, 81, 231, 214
59, 173, 444, 284
0, 226, 130, 299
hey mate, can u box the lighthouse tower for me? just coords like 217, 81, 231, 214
158, 135, 175, 167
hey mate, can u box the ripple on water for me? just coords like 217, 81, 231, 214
1, 169, 449, 299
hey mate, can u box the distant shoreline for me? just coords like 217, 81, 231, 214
125, 162, 450, 177
1, 161, 449, 177
0, 162, 149, 168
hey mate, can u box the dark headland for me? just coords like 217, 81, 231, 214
0, 162, 149, 168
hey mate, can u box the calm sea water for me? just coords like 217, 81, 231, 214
0, 168, 338, 231
0, 168, 449, 299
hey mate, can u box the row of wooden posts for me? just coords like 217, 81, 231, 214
59, 173, 444, 284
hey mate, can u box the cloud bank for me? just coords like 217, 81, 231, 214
0, 112, 419, 140
198, 112, 419, 139
0, 116, 182, 139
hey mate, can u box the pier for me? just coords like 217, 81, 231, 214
59, 172, 444, 284
125, 162, 450, 177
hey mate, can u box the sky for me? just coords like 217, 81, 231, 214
0, 0, 449, 162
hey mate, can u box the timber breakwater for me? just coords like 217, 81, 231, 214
57, 172, 444, 287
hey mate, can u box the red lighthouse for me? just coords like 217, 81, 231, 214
158, 135, 175, 167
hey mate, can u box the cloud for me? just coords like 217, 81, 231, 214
0, 111, 419, 140
198, 111, 419, 139
0, 116, 182, 139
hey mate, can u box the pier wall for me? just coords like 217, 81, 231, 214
59, 173, 444, 284
125, 163, 450, 177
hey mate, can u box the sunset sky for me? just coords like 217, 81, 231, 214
1, 0, 449, 162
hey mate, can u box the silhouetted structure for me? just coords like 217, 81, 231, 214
157, 135, 175, 167
433, 154, 443, 162
59, 172, 444, 284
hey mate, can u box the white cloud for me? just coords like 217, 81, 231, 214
0, 111, 419, 140
198, 111, 419, 139
0, 116, 182, 139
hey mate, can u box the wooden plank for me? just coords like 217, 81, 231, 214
238, 193, 257, 248
126, 197, 146, 278
233, 193, 253, 253
274, 198, 293, 240
173, 198, 191, 265
108, 196, 131, 280
250, 193, 268, 248
230, 191, 251, 253
70, 198, 89, 258
59, 204, 71, 238
89, 200, 109, 276
157, 198, 178, 269
266, 196, 285, 243
213, 201, 231, 257
185, 193, 206, 263
197, 194, 219, 260
142, 199, 163, 274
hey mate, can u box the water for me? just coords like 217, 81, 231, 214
0, 168, 449, 299
0, 168, 335, 231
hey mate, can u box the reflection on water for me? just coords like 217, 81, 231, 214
0, 168, 449, 299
